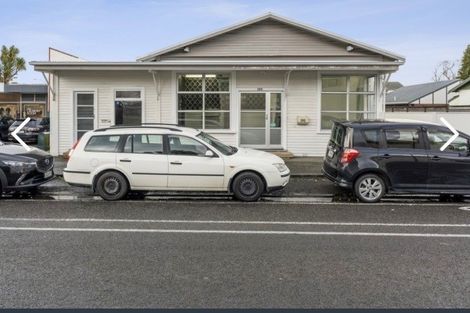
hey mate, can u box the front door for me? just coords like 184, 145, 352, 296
239, 92, 283, 148
425, 126, 470, 190
167, 135, 225, 189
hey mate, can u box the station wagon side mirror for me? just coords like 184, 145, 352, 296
205, 150, 215, 157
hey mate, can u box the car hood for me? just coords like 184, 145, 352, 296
0, 143, 49, 160
233, 147, 284, 163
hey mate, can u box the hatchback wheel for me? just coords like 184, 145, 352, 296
354, 174, 386, 203
96, 171, 129, 201
232, 172, 265, 202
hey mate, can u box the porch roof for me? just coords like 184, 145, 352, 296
30, 59, 403, 73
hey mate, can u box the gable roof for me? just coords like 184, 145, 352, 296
137, 13, 405, 62
449, 77, 470, 92
386, 80, 458, 104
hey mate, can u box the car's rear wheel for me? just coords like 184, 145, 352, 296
96, 171, 129, 201
354, 173, 386, 203
232, 172, 265, 202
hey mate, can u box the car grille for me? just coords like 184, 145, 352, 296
36, 156, 54, 173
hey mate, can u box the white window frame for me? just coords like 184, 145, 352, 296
113, 87, 145, 126
318, 74, 378, 132
176, 73, 231, 130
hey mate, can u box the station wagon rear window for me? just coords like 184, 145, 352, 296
85, 135, 121, 152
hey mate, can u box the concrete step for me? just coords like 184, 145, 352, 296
268, 150, 295, 159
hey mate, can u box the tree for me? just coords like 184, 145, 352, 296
0, 45, 26, 84
458, 44, 470, 80
432, 60, 457, 82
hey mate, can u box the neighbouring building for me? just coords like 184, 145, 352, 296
386, 80, 459, 112
31, 13, 405, 156
385, 81, 403, 93
449, 77, 470, 111
0, 83, 48, 119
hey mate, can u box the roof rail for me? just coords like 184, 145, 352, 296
141, 122, 179, 126
94, 125, 183, 132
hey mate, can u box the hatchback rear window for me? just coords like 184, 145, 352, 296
330, 124, 345, 146
85, 135, 121, 152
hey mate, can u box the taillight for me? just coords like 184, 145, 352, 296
68, 139, 80, 159
340, 148, 360, 164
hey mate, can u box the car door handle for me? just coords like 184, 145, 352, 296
119, 159, 131, 163
170, 161, 182, 165
430, 155, 441, 161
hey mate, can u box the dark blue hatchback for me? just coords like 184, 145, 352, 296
322, 120, 470, 202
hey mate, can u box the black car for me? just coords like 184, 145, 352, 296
0, 140, 55, 195
8, 118, 49, 143
0, 116, 14, 141
322, 120, 470, 202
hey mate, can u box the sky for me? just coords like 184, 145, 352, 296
1, 0, 469, 85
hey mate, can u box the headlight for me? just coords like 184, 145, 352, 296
273, 163, 288, 173
3, 160, 37, 174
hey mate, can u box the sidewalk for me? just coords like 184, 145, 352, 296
53, 156, 324, 177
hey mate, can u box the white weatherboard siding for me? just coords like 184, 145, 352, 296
57, 71, 169, 153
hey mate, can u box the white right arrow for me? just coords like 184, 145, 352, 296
11, 117, 32, 152
439, 117, 459, 152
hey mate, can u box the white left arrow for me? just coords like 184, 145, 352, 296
12, 117, 32, 151
439, 117, 459, 152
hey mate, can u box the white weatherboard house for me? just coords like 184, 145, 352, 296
32, 13, 405, 157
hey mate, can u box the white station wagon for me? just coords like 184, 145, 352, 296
64, 125, 290, 201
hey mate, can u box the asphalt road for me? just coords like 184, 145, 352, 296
1, 199, 470, 308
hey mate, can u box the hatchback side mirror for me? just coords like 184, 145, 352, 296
205, 150, 215, 157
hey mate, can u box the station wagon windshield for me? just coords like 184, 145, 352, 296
197, 131, 237, 155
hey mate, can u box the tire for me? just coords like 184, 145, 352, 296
354, 173, 386, 203
95, 171, 129, 201
232, 172, 265, 202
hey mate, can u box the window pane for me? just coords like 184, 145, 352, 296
270, 93, 281, 110
205, 74, 229, 91
35, 94, 46, 101
241, 112, 265, 127
115, 101, 141, 126
322, 76, 347, 92
133, 134, 164, 154
77, 93, 94, 105
123, 135, 132, 153
427, 129, 469, 153
178, 112, 202, 128
240, 129, 266, 145
85, 135, 120, 152
116, 90, 141, 98
354, 129, 380, 148
205, 94, 230, 110
77, 106, 94, 118
321, 112, 346, 130
322, 94, 347, 111
77, 119, 94, 131
349, 112, 376, 122
178, 94, 203, 110
385, 128, 421, 149
270, 112, 281, 128
241, 93, 265, 110
21, 94, 35, 101
169, 135, 207, 156
205, 112, 230, 129
270, 128, 281, 145
350, 76, 375, 92
178, 74, 203, 92
349, 94, 376, 111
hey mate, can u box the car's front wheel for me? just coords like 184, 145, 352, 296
96, 171, 129, 201
354, 173, 386, 203
232, 172, 265, 202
